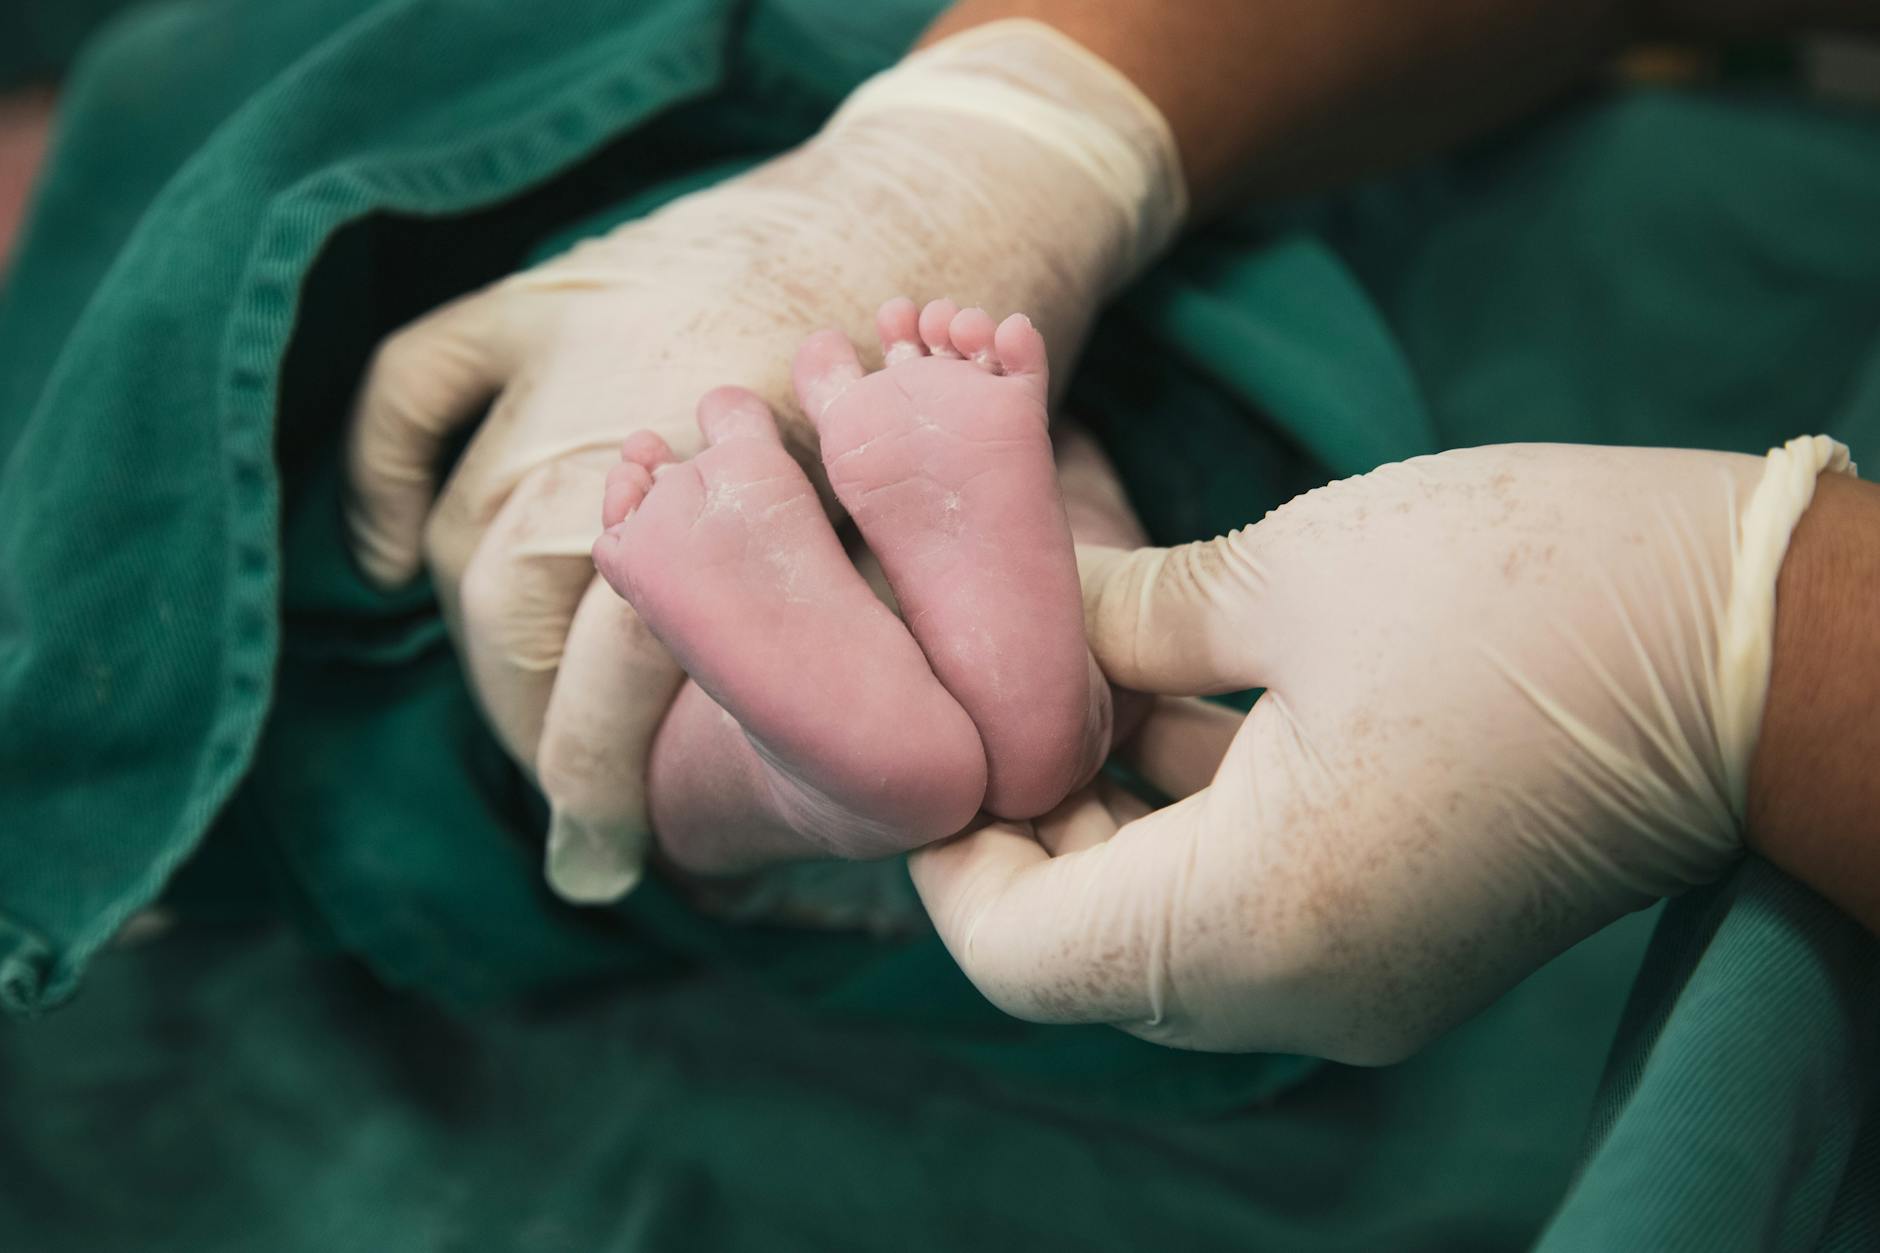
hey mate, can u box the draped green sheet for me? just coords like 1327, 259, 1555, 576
1, 0, 1876, 1246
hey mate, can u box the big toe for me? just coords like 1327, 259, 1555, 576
992, 313, 1049, 395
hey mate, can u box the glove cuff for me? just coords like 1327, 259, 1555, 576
826, 19, 1189, 290
1717, 434, 1856, 820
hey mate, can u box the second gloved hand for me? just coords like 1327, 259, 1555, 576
912, 439, 1848, 1062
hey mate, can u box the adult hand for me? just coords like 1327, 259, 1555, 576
911, 439, 1850, 1063
342, 21, 1184, 901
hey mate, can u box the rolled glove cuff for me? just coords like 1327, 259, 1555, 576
826, 19, 1189, 290
1718, 434, 1856, 820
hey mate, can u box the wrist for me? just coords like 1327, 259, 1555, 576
1748, 469, 1880, 932
820, 20, 1187, 301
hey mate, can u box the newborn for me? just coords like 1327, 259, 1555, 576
592, 297, 1132, 874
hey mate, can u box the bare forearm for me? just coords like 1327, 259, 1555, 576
1749, 472, 1880, 933
922, 0, 1880, 210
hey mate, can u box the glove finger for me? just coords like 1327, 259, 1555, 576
1032, 786, 1124, 857
345, 287, 517, 587
1029, 778, 1159, 853
1116, 695, 1244, 801
450, 452, 614, 769
1077, 539, 1268, 696
537, 575, 685, 904
1094, 775, 1156, 827
1054, 422, 1147, 550
909, 792, 1208, 1028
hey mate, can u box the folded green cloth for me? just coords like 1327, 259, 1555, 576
1540, 860, 1880, 1252
0, 911, 1652, 1252
2, 0, 1877, 1246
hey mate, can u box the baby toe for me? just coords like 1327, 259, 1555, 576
876, 297, 924, 366
993, 313, 1049, 394
621, 429, 679, 474
601, 459, 654, 528
793, 329, 867, 422
919, 298, 963, 359
696, 385, 781, 446
948, 306, 999, 370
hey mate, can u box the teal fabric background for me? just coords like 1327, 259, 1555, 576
1541, 862, 1879, 1252
2, 0, 1877, 1246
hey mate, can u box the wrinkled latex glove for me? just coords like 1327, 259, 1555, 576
911, 438, 1851, 1063
342, 21, 1186, 902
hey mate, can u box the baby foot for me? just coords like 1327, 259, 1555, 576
592, 386, 988, 863
794, 297, 1111, 819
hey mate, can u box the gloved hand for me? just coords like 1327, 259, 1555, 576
910, 438, 1851, 1063
342, 20, 1186, 901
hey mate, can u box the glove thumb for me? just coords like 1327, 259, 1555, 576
1077, 535, 1267, 696
344, 288, 513, 587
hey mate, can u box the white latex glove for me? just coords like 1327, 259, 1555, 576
911, 438, 1851, 1063
342, 21, 1185, 901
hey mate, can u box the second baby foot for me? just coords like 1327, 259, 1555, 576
795, 297, 1111, 820
592, 386, 988, 866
